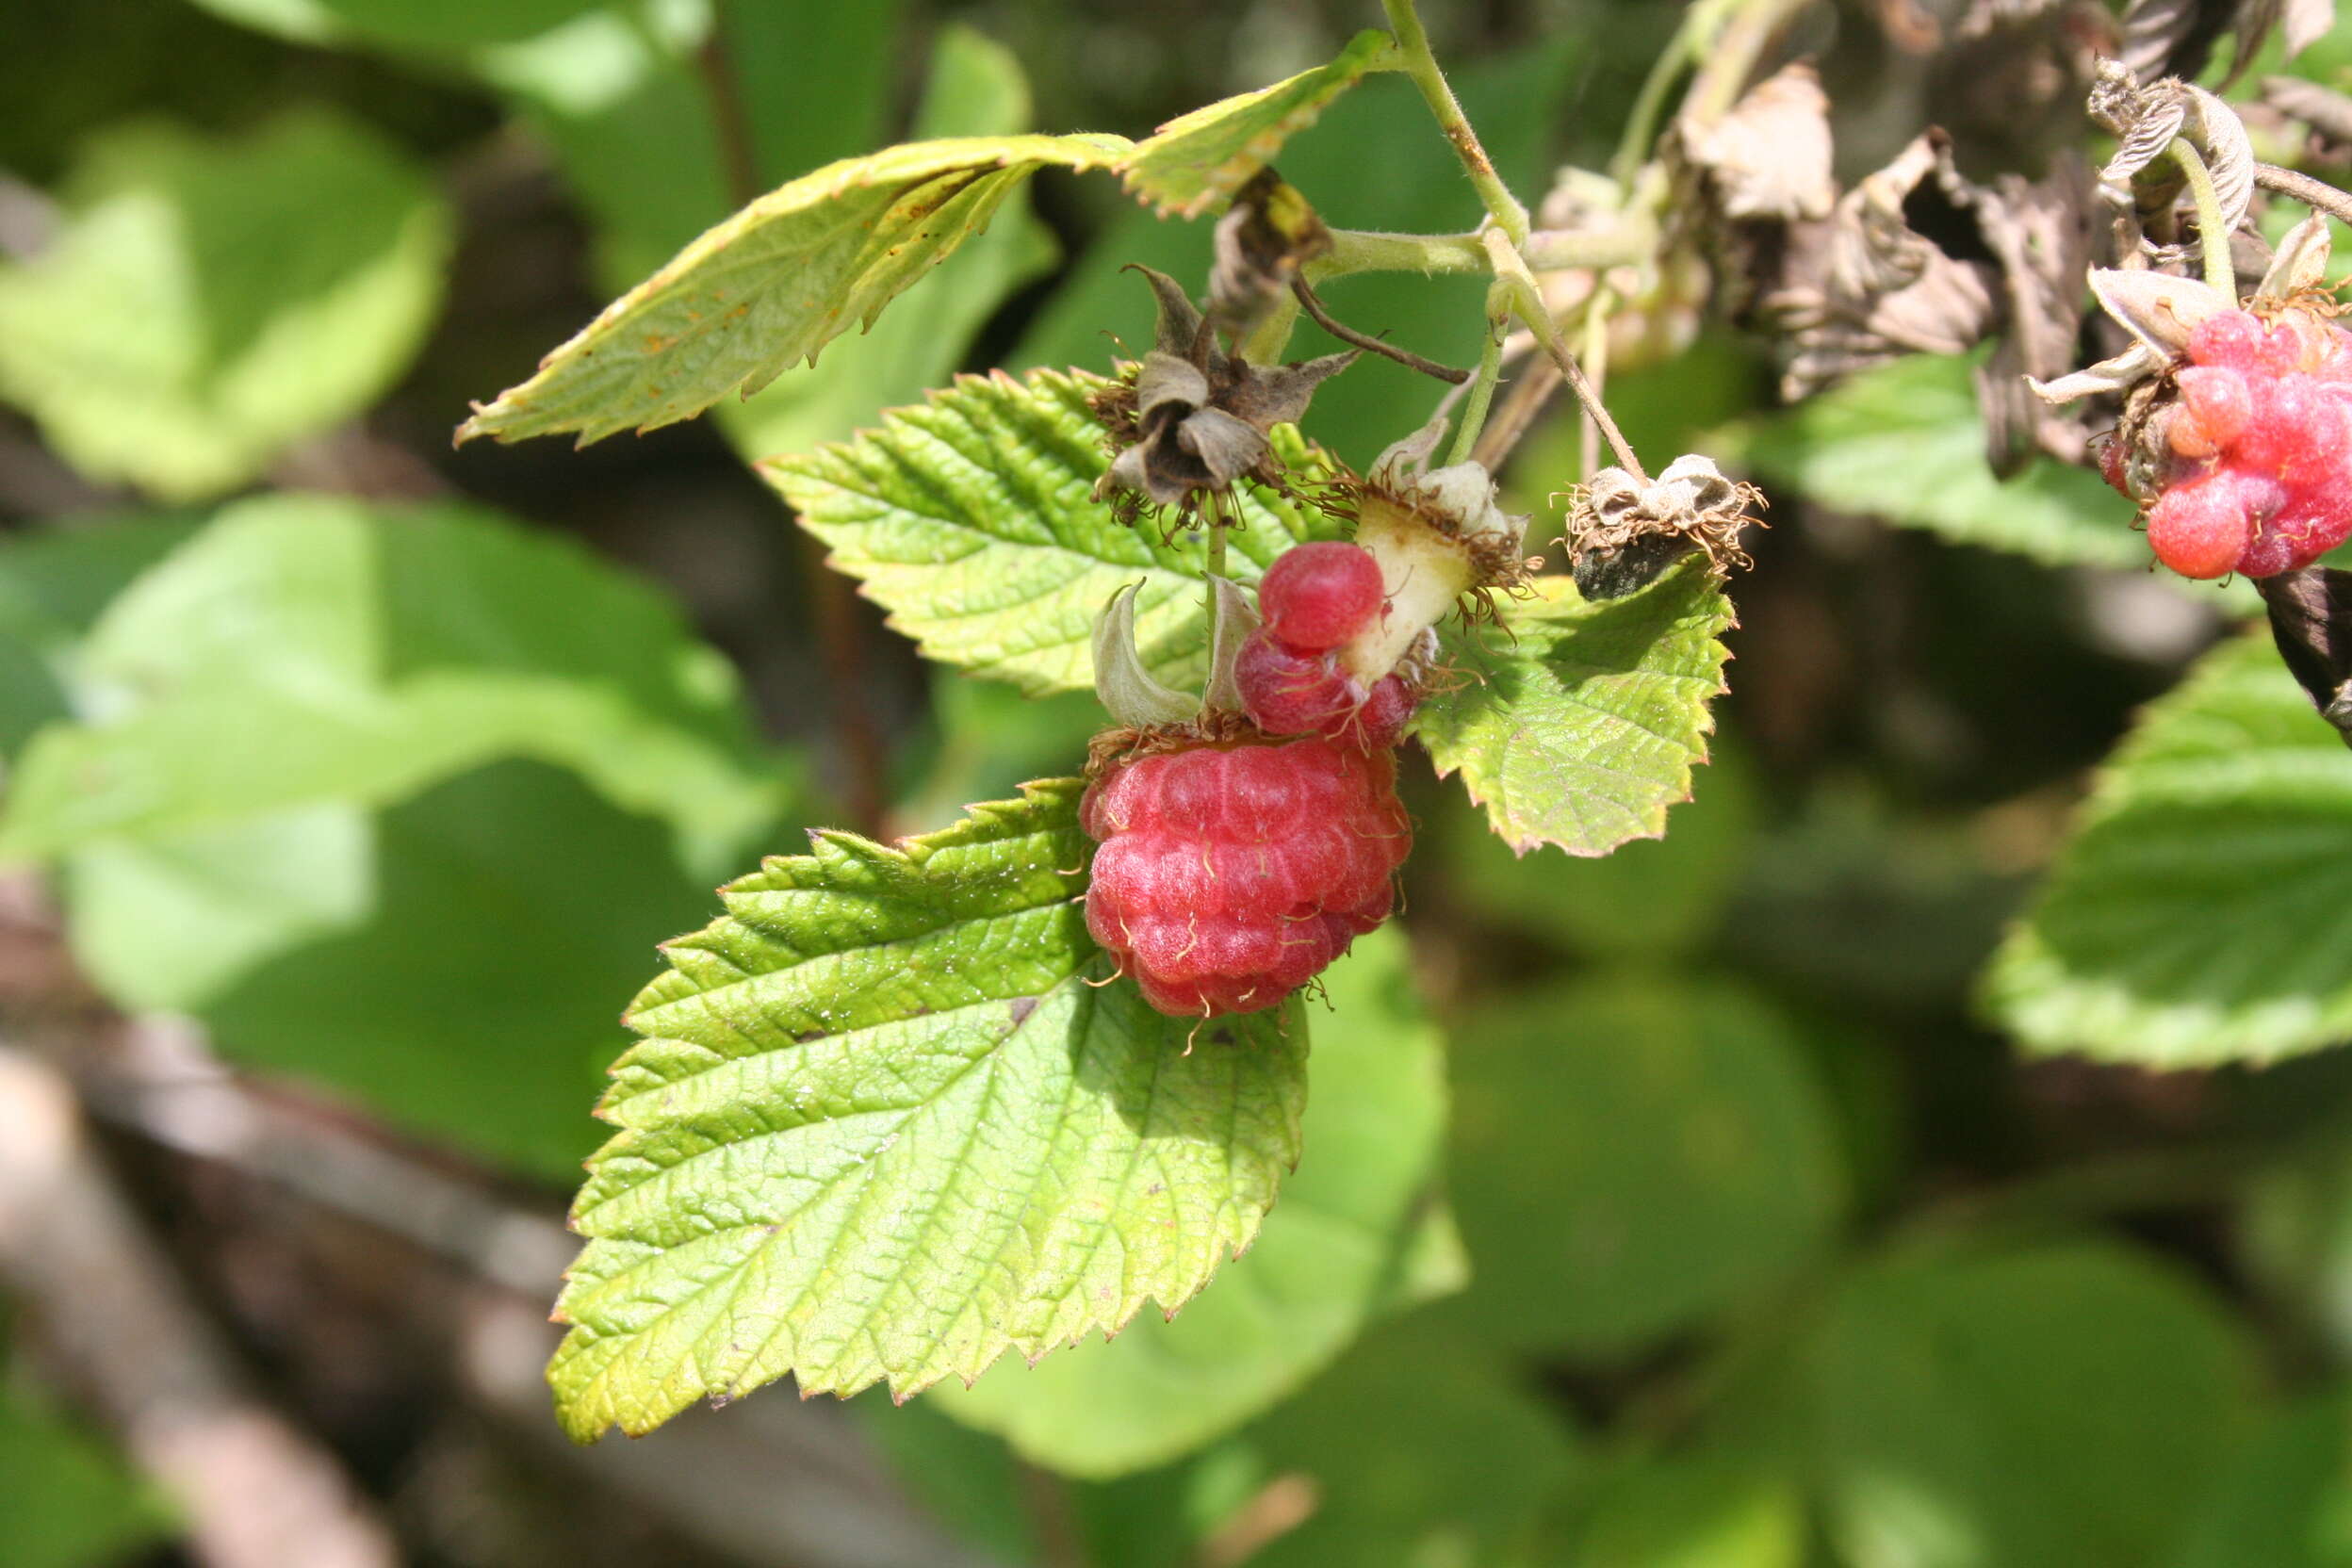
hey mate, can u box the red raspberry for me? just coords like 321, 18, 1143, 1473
1081, 736, 1412, 1018
1256, 541, 1385, 650
2132, 307, 2352, 578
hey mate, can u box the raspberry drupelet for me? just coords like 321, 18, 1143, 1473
1080, 735, 1413, 1018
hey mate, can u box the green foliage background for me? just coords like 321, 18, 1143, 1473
5, 2, 2352, 1566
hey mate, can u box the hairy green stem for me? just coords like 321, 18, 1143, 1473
2170, 137, 2237, 297
1447, 305, 1509, 466
1483, 231, 1644, 480
1380, 0, 1531, 246
1236, 290, 1300, 364
1607, 1, 1713, 189
1314, 224, 1652, 282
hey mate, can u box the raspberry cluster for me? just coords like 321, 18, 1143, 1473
2116, 307, 2352, 579
1080, 735, 1412, 1018
1233, 541, 1417, 748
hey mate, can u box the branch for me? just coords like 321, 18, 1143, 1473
0, 1048, 400, 1568
2257, 162, 2352, 231
1289, 276, 1469, 383
1379, 0, 1531, 245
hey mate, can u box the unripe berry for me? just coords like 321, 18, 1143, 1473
1256, 541, 1386, 651
1081, 737, 1412, 1017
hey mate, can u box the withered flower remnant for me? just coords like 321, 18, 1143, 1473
1091, 267, 1353, 526
1565, 454, 1763, 601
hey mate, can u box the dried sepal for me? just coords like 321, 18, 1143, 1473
1200, 575, 1261, 714
2091, 268, 2236, 354
1091, 581, 1200, 728
2257, 212, 2335, 304
2090, 64, 2255, 259
2029, 342, 2165, 405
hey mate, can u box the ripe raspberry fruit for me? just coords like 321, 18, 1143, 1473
1234, 630, 1355, 735
1081, 735, 1412, 1018
1256, 541, 1386, 650
2125, 307, 2352, 579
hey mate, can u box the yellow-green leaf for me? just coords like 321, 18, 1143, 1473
459, 133, 1131, 446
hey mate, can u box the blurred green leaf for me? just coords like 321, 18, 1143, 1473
718, 25, 1060, 465
480, 1, 907, 289
1116, 29, 1396, 219
1551, 1452, 1806, 1568
927, 926, 1450, 1478
1804, 1239, 2259, 1568
853, 1396, 1040, 1565
1449, 974, 1846, 1355
2169, 1390, 2352, 1568
1984, 629, 2352, 1067
551, 781, 1307, 1435
0, 109, 449, 499
764, 369, 1336, 694
2, 494, 785, 884
1442, 737, 1757, 959
193, 760, 722, 1178
1417, 560, 1735, 857
186, 0, 598, 47
458, 133, 1129, 447
893, 672, 1103, 836
0, 1377, 173, 1568
1714, 354, 2150, 571
1242, 1315, 1584, 1568
0, 516, 201, 759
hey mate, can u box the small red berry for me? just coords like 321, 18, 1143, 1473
1081, 737, 1413, 1018
1257, 541, 1386, 651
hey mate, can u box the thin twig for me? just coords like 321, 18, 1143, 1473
2257, 162, 2352, 231
1481, 231, 1645, 480
1289, 276, 1469, 383
1446, 308, 1509, 466
1469, 350, 1560, 470
0, 1049, 400, 1568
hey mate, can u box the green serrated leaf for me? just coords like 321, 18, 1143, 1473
1116, 29, 1398, 219
1415, 560, 1736, 857
548, 781, 1309, 1436
1711, 354, 2142, 570
458, 133, 1130, 446
716, 25, 1059, 466
1984, 629, 2352, 1066
0, 109, 449, 500
925, 925, 1449, 1478
763, 368, 1337, 694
